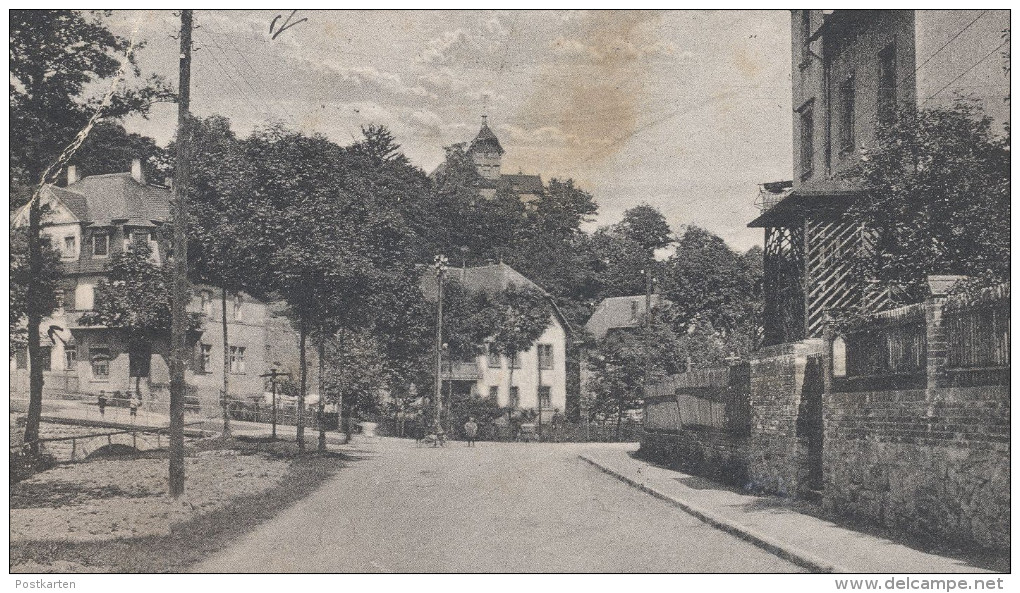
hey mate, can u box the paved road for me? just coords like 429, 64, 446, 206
194, 438, 803, 572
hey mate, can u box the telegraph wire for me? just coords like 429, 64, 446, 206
899, 10, 988, 88
920, 37, 1010, 105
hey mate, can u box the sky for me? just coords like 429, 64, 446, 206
107, 10, 794, 251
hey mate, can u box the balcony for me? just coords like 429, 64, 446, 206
441, 361, 481, 381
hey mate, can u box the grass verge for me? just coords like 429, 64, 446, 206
10, 439, 347, 573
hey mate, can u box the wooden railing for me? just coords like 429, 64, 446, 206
941, 283, 1009, 386
837, 304, 927, 391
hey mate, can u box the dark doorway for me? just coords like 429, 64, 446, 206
797, 354, 825, 492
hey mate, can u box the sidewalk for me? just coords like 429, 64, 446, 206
580, 447, 992, 574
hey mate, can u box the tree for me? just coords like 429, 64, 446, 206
65, 121, 164, 182
78, 243, 172, 336
840, 99, 1010, 303
585, 311, 684, 439
10, 9, 170, 457
183, 115, 262, 438
9, 228, 62, 354
10, 10, 171, 202
485, 285, 553, 426
616, 204, 673, 256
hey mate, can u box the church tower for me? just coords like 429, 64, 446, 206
466, 115, 504, 181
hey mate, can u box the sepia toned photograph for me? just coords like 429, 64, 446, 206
8, 8, 1011, 580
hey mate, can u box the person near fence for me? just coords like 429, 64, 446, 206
97, 391, 107, 417
129, 394, 139, 421
551, 409, 564, 442
464, 417, 478, 447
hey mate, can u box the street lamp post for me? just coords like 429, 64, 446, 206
433, 254, 448, 436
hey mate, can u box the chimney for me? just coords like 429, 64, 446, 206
131, 158, 144, 184
67, 165, 78, 185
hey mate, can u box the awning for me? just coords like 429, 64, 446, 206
747, 190, 859, 228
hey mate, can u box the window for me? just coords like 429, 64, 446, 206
799, 103, 814, 179
509, 352, 521, 369
200, 344, 212, 373
92, 233, 109, 257
878, 42, 897, 126
200, 290, 214, 316
538, 344, 553, 370
64, 344, 77, 371
40, 346, 52, 371
62, 236, 77, 259
55, 290, 65, 311
838, 77, 855, 155
75, 283, 94, 311
233, 294, 243, 321
489, 386, 499, 400
509, 386, 520, 408
229, 346, 246, 374
91, 347, 111, 379
486, 344, 501, 368
538, 386, 552, 409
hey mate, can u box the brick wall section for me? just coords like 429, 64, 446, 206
824, 385, 1010, 550
640, 428, 750, 487
746, 340, 822, 496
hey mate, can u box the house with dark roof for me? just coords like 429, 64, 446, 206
421, 263, 571, 420
10, 161, 304, 415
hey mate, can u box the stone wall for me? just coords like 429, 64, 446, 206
746, 340, 823, 496
824, 385, 1010, 550
640, 428, 750, 487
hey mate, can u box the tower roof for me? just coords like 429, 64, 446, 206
467, 116, 504, 156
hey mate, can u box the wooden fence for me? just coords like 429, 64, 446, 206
840, 303, 928, 391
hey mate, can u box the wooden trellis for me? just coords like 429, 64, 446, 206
763, 221, 806, 346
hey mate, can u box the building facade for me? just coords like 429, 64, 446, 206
10, 162, 304, 413
750, 9, 1010, 346
425, 263, 570, 419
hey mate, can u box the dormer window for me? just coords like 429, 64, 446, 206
92, 233, 109, 257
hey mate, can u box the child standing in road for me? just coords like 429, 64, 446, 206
464, 417, 478, 447
129, 394, 139, 421
98, 391, 107, 417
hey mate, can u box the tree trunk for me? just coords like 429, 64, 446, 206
220, 288, 231, 437
317, 340, 326, 452
23, 197, 43, 456
297, 315, 306, 452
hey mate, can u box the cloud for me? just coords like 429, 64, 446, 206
549, 35, 691, 62
418, 16, 511, 66
498, 124, 577, 147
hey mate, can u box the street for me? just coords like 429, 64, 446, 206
194, 438, 802, 573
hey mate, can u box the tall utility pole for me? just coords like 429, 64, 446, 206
642, 267, 654, 392
168, 9, 193, 499
433, 255, 448, 434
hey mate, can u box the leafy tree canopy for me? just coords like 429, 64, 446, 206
841, 99, 1010, 303
10, 9, 172, 203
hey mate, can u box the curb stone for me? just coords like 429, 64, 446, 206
579, 454, 851, 574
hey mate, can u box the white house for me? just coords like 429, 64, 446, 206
423, 263, 571, 420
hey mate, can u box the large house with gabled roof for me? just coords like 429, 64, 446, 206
10, 160, 304, 414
